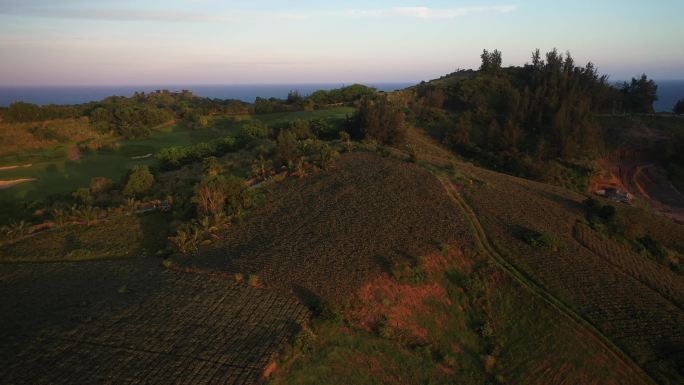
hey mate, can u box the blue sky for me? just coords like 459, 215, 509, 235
0, 0, 682, 85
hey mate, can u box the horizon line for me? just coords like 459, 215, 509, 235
2, 78, 684, 88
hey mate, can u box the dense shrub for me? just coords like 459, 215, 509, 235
620, 74, 658, 114
276, 129, 299, 166
89, 99, 174, 138
123, 165, 155, 197
254, 97, 291, 114
191, 175, 255, 217
238, 120, 270, 144
674, 99, 684, 115
347, 95, 407, 145
3, 102, 80, 122
308, 84, 377, 106
156, 137, 237, 170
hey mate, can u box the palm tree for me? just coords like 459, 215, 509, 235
51, 208, 68, 227
124, 198, 139, 215
2, 220, 30, 238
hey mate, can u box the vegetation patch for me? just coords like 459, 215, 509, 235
0, 213, 169, 262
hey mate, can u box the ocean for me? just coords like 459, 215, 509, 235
652, 80, 684, 112
0, 83, 414, 107
0, 80, 681, 112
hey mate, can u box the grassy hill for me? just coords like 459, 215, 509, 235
262, 130, 681, 385
175, 152, 470, 306
2, 127, 682, 384
1, 80, 683, 384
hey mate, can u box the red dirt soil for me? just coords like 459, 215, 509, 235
591, 148, 684, 223
348, 274, 451, 342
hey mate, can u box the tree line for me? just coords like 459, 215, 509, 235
0, 90, 252, 139
406, 48, 671, 187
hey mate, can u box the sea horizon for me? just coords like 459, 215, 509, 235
0, 82, 416, 108
1, 80, 682, 112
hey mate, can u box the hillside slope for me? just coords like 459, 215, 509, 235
452, 154, 684, 384
2, 134, 681, 384
0, 259, 308, 385
181, 152, 471, 306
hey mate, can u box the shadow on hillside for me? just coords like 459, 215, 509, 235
292, 284, 323, 312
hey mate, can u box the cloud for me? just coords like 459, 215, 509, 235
0, 4, 308, 23
347, 5, 517, 19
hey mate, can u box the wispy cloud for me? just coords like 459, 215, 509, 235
0, 4, 308, 22
347, 5, 517, 19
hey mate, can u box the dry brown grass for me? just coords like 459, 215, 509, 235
0, 118, 108, 160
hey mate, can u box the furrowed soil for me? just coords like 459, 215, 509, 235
456, 160, 684, 384
0, 258, 308, 385
2, 141, 682, 384
179, 152, 470, 306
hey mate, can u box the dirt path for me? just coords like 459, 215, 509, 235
436, 176, 656, 385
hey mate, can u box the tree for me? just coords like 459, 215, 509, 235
276, 129, 299, 166
621, 74, 658, 113
192, 175, 229, 216
123, 165, 154, 197
339, 131, 353, 152
480, 49, 503, 73
286, 90, 304, 105
318, 143, 339, 170
192, 175, 254, 218
239, 120, 270, 144
348, 96, 406, 145
674, 99, 684, 114
4, 102, 42, 122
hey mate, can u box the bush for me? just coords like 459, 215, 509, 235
318, 143, 339, 170
168, 226, 202, 256
584, 198, 616, 226
276, 129, 299, 166
348, 95, 407, 146
516, 226, 555, 248
247, 274, 261, 287
637, 236, 669, 262
72, 188, 94, 206
239, 120, 270, 144
191, 175, 255, 218
156, 136, 237, 170
674, 99, 684, 115
89, 177, 113, 194
123, 165, 154, 197
405, 144, 419, 163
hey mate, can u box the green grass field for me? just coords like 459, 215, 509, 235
0, 107, 353, 203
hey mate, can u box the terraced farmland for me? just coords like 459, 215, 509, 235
573, 222, 684, 308
181, 152, 471, 306
2, 139, 683, 384
456, 163, 684, 384
0, 259, 309, 385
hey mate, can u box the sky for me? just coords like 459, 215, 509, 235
0, 0, 682, 86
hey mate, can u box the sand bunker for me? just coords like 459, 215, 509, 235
0, 164, 32, 171
131, 153, 153, 160
0, 178, 36, 190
